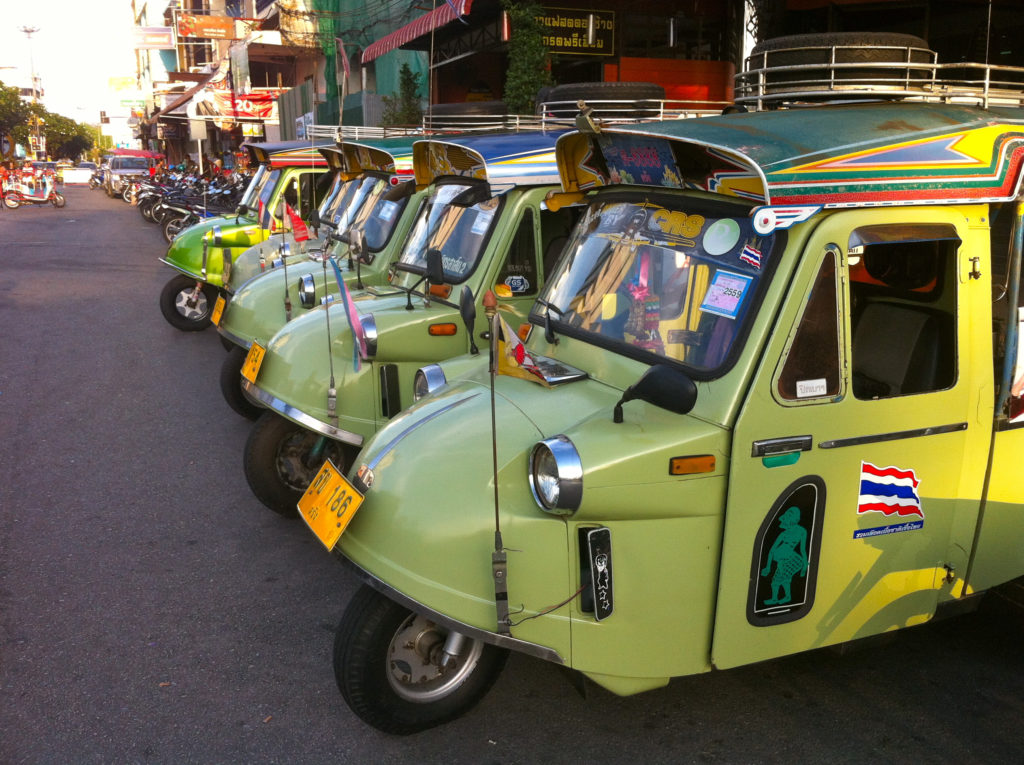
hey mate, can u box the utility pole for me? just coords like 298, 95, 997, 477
19, 25, 43, 160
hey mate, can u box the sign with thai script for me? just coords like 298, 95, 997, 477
535, 8, 614, 56
178, 14, 240, 40
133, 26, 174, 50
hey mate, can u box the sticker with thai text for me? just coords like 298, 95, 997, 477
700, 270, 753, 319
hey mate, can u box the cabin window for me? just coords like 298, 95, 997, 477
497, 210, 538, 296
777, 249, 841, 401
849, 236, 958, 400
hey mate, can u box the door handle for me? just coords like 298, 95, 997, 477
751, 435, 813, 458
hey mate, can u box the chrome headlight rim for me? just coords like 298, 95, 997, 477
298, 273, 317, 309
529, 435, 583, 515
413, 364, 447, 401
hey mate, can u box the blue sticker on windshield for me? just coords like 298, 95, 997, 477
700, 270, 753, 320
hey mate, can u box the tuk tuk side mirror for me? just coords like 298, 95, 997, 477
425, 248, 445, 285
613, 364, 697, 423
460, 286, 478, 355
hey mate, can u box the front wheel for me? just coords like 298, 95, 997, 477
51, 193, 66, 208
159, 274, 218, 331
163, 215, 188, 243
334, 585, 508, 735
244, 411, 354, 516
220, 345, 264, 420
3, 194, 19, 209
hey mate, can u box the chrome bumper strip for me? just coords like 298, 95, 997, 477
240, 380, 364, 447
340, 557, 565, 665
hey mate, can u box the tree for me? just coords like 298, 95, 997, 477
380, 63, 423, 127
0, 79, 31, 136
501, 0, 552, 115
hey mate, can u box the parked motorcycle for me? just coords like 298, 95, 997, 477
2, 171, 65, 208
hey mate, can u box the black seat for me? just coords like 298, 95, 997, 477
852, 302, 951, 398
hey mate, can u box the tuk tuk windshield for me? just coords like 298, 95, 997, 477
536, 198, 778, 375
396, 182, 500, 284
238, 164, 268, 210
257, 169, 282, 210
349, 177, 410, 253
316, 174, 349, 221
331, 175, 381, 232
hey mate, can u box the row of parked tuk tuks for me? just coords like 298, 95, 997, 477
156, 32, 1024, 734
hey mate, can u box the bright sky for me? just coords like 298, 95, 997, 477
0, 0, 139, 124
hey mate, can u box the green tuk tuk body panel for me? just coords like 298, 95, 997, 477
327, 99, 1024, 705
969, 427, 1024, 589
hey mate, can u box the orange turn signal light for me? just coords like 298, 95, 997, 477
669, 455, 716, 475
428, 323, 458, 336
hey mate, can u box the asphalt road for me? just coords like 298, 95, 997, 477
2, 187, 1024, 764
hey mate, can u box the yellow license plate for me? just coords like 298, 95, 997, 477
241, 342, 266, 384
211, 295, 226, 326
298, 460, 364, 550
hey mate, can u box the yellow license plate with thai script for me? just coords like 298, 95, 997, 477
211, 295, 226, 326
241, 342, 265, 384
298, 460, 364, 550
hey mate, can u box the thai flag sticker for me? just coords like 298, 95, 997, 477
857, 461, 924, 518
739, 244, 762, 269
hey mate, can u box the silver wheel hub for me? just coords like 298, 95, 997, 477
174, 287, 209, 320
387, 615, 482, 703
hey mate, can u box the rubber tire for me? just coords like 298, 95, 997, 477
545, 81, 666, 119
159, 274, 218, 331
163, 215, 188, 243
122, 186, 132, 203
52, 193, 66, 208
749, 32, 934, 95
4, 194, 19, 209
138, 197, 156, 222
220, 345, 264, 420
243, 411, 354, 517
334, 585, 509, 735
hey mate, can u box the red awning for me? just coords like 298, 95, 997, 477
361, 0, 473, 64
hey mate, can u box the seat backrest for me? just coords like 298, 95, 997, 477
852, 302, 948, 398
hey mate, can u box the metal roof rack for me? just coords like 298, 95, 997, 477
736, 39, 1024, 110
302, 96, 730, 141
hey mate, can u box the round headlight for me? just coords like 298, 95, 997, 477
298, 273, 316, 309
529, 436, 583, 515
413, 364, 447, 401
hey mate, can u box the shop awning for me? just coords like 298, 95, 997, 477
361, 0, 474, 64
146, 67, 222, 124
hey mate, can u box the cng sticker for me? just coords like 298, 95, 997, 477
747, 476, 826, 627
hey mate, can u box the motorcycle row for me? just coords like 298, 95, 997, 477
93, 165, 251, 243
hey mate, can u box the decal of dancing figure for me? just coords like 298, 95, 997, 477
761, 506, 808, 605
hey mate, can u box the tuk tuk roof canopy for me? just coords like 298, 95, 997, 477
557, 101, 1024, 208
320, 137, 419, 177
413, 130, 567, 194
241, 140, 333, 169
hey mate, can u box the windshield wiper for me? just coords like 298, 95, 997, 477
535, 299, 564, 344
